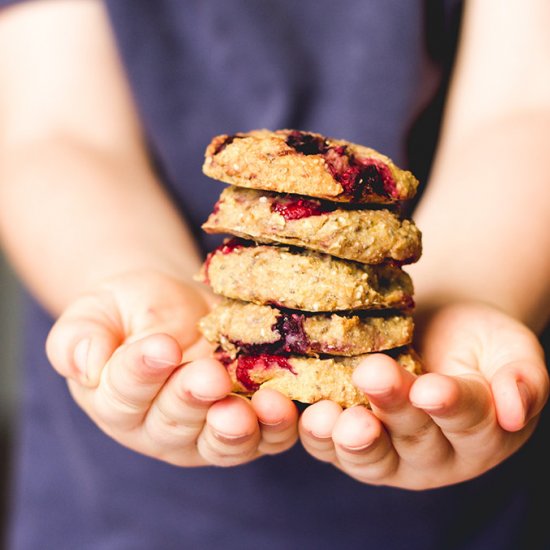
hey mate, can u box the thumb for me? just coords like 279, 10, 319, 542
490, 357, 549, 432
46, 292, 123, 387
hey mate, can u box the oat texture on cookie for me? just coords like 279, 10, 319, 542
196, 129, 423, 408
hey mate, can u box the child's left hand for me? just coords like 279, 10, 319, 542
299, 303, 549, 489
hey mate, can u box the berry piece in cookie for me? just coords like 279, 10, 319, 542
215, 348, 422, 408
200, 299, 414, 357
203, 186, 422, 265
203, 129, 419, 204
197, 240, 414, 312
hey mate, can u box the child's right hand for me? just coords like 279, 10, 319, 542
45, 270, 298, 466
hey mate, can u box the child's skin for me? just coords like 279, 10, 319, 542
0, 1, 549, 487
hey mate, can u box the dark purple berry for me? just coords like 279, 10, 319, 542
213, 135, 236, 155
286, 131, 328, 156
276, 312, 308, 354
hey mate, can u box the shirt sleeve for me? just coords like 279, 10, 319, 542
0, 0, 36, 8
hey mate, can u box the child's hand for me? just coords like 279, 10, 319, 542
299, 303, 549, 489
46, 270, 298, 466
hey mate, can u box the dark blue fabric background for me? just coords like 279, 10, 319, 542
2, 1, 549, 549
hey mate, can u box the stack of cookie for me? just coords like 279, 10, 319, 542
196, 129, 422, 408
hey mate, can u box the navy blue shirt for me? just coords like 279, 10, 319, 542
3, 1, 550, 549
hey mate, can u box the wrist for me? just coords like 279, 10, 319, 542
410, 259, 549, 334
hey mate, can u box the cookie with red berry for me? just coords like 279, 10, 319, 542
203, 186, 422, 265
215, 347, 421, 408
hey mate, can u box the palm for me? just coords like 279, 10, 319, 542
417, 304, 547, 432
299, 303, 548, 489
46, 269, 298, 468
94, 270, 210, 351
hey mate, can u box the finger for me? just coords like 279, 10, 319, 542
143, 357, 232, 460
181, 337, 214, 362
91, 333, 182, 431
353, 355, 452, 466
197, 395, 261, 467
332, 406, 399, 484
251, 389, 298, 455
112, 273, 209, 351
46, 293, 123, 387
299, 400, 342, 463
410, 373, 499, 456
490, 359, 550, 432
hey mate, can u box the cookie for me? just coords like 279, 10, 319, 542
203, 129, 419, 203
200, 299, 414, 357
203, 186, 422, 265
197, 239, 414, 312
216, 348, 422, 408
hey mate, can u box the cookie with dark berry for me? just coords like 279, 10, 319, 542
203, 129, 418, 204
200, 299, 414, 357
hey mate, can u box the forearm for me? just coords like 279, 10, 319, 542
410, 0, 550, 333
0, 135, 202, 316
411, 111, 550, 332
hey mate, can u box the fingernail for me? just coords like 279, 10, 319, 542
73, 339, 90, 380
309, 430, 331, 440
212, 431, 251, 444
517, 381, 531, 421
411, 402, 445, 413
143, 355, 176, 369
365, 387, 393, 399
188, 391, 225, 404
339, 441, 374, 453
260, 418, 284, 428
